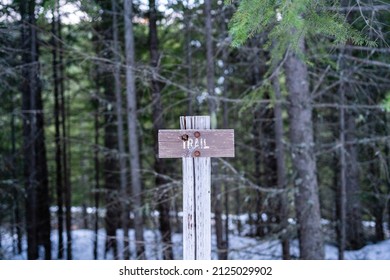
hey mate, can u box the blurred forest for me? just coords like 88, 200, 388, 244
0, 0, 389, 260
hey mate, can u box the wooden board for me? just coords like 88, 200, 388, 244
158, 129, 234, 158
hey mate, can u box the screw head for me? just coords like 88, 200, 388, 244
193, 150, 201, 157
181, 134, 189, 141
194, 131, 201, 138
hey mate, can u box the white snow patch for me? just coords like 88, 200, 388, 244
2, 229, 390, 260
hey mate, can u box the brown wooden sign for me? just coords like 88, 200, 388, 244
158, 129, 234, 158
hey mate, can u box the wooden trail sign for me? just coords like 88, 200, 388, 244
158, 129, 234, 158
158, 116, 235, 260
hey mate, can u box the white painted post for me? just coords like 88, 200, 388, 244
180, 116, 211, 260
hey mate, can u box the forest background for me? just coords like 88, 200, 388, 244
0, 0, 390, 260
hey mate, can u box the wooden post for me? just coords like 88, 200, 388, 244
180, 116, 211, 260
158, 116, 234, 260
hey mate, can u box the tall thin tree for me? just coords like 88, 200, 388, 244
221, 6, 230, 256
51, 2, 64, 259
93, 96, 100, 260
112, 0, 130, 260
204, 0, 227, 260
148, 0, 174, 260
11, 99, 22, 254
271, 70, 290, 259
94, 0, 120, 259
54, 2, 72, 259
184, 1, 193, 115
345, 110, 364, 249
336, 0, 365, 255
20, 0, 51, 260
123, 0, 145, 259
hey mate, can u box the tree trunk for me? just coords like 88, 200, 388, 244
149, 0, 173, 260
111, 0, 130, 260
374, 207, 385, 241
55, 7, 72, 260
337, 0, 364, 252
92, 1, 121, 260
21, 0, 37, 260
253, 108, 265, 237
204, 0, 217, 123
345, 113, 364, 249
20, 0, 51, 260
102, 114, 120, 259
221, 22, 230, 254
368, 136, 384, 242
204, 0, 226, 260
93, 97, 100, 260
386, 113, 390, 233
36, 73, 51, 260
235, 188, 242, 236
52, 4, 64, 260
184, 2, 193, 115
10, 96, 22, 254
337, 52, 347, 259
260, 93, 278, 236
284, 36, 324, 259
123, 0, 145, 259
271, 71, 290, 259
103, 99, 120, 260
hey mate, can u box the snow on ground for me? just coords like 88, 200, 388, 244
1, 228, 390, 260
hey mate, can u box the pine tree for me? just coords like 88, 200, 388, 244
226, 0, 373, 259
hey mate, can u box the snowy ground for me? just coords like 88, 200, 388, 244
1, 228, 390, 260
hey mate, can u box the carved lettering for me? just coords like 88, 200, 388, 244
183, 137, 210, 150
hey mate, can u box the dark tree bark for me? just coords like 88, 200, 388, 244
111, 0, 130, 260
102, 88, 120, 259
21, 0, 37, 260
204, 0, 217, 122
284, 37, 324, 259
372, 186, 385, 242
93, 97, 100, 260
249, 41, 279, 240
51, 3, 64, 260
367, 114, 384, 242
11, 103, 22, 255
250, 49, 263, 236
36, 74, 51, 260
204, 0, 226, 260
235, 188, 242, 236
386, 113, 390, 233
124, 0, 145, 259
54, 5, 72, 259
374, 206, 385, 241
20, 0, 51, 260
184, 2, 193, 115
260, 93, 278, 236
271, 71, 290, 259
101, 69, 121, 259
345, 113, 364, 249
149, 0, 173, 260
336, 0, 364, 253
221, 17, 230, 254
337, 50, 347, 259
93, 0, 120, 259
253, 107, 265, 237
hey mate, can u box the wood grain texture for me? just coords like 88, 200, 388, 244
180, 116, 211, 260
158, 129, 234, 158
